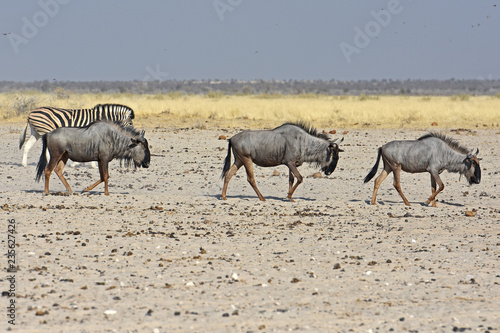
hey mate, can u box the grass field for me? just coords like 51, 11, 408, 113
1, 90, 499, 129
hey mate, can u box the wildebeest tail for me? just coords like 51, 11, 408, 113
363, 147, 382, 183
35, 135, 48, 182
221, 140, 232, 179
19, 122, 29, 149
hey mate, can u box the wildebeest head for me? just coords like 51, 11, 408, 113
322, 137, 344, 176
463, 148, 480, 185
129, 130, 150, 168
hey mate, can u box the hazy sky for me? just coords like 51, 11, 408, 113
1, 1, 499, 82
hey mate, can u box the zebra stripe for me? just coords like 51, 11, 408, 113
26, 104, 134, 136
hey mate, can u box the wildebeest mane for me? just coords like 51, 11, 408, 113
82, 120, 141, 138
278, 122, 330, 140
418, 132, 469, 154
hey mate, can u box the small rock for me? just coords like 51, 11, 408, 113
272, 170, 280, 176
104, 309, 117, 316
465, 209, 476, 217
311, 172, 322, 179
218, 135, 227, 140
329, 130, 337, 134
431, 122, 438, 126
333, 263, 341, 269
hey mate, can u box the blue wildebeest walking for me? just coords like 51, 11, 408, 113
35, 121, 150, 195
221, 122, 344, 201
20, 104, 135, 167
364, 132, 480, 207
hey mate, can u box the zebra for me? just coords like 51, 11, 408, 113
19, 104, 135, 167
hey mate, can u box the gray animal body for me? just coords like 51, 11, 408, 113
35, 121, 150, 195
364, 132, 480, 206
221, 123, 343, 201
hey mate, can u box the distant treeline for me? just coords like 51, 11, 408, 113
1, 79, 500, 96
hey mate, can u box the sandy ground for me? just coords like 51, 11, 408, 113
0, 123, 499, 333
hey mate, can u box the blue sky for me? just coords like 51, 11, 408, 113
1, 1, 499, 81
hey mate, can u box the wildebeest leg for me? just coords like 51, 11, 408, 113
44, 152, 64, 195
288, 170, 295, 197
393, 164, 411, 206
371, 164, 392, 205
83, 160, 109, 194
101, 161, 110, 195
53, 154, 72, 194
241, 157, 266, 201
286, 163, 303, 202
427, 175, 437, 207
221, 159, 243, 200
426, 172, 444, 207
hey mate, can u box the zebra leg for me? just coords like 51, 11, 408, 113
21, 135, 38, 167
69, 160, 98, 168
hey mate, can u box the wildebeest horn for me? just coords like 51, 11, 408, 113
467, 148, 479, 159
140, 130, 145, 137
333, 137, 344, 144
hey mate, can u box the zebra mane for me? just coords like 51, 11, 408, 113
418, 132, 469, 154
93, 104, 135, 119
279, 122, 330, 140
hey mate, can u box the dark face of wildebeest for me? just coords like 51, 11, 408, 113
130, 132, 150, 168
322, 140, 344, 176
464, 151, 481, 185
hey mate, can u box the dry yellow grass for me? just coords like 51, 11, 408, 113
1, 91, 499, 129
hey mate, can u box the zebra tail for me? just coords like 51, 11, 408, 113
363, 147, 382, 183
35, 135, 48, 182
19, 123, 29, 149
221, 140, 232, 179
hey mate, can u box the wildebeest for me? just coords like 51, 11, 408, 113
20, 104, 135, 167
364, 132, 481, 207
35, 120, 150, 195
221, 122, 344, 201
